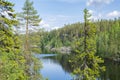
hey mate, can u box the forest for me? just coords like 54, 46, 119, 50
0, 0, 120, 80
28, 18, 120, 61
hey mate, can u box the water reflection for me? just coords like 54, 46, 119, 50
40, 54, 72, 80
38, 54, 120, 80
98, 59, 120, 80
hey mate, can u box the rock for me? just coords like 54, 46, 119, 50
50, 46, 71, 54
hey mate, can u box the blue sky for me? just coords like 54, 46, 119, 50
9, 0, 120, 30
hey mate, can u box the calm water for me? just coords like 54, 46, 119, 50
36, 54, 120, 80
38, 54, 72, 80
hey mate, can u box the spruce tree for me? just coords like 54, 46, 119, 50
0, 0, 27, 80
70, 8, 105, 80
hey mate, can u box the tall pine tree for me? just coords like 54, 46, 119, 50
70, 8, 105, 80
20, 0, 41, 53
18, 0, 42, 79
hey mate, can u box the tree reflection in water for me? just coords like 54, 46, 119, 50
43, 54, 120, 80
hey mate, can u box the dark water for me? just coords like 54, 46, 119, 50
37, 54, 120, 80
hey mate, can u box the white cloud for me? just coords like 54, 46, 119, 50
89, 10, 94, 14
1, 11, 12, 19
40, 20, 50, 27
40, 20, 52, 31
40, 20, 61, 31
87, 0, 114, 6
39, 14, 82, 31
90, 13, 103, 21
107, 11, 120, 18
87, 10, 103, 20
89, 11, 120, 21
51, 26, 60, 30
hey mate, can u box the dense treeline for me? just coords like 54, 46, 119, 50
37, 18, 120, 60
95, 19, 120, 60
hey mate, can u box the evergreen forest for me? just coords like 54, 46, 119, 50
0, 0, 120, 80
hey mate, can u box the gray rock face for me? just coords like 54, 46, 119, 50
50, 47, 71, 54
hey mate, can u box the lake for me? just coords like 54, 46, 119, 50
36, 54, 120, 80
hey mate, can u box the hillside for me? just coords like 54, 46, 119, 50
39, 18, 120, 60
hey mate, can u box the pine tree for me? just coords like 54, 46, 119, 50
20, 0, 41, 53
69, 8, 105, 80
18, 0, 42, 79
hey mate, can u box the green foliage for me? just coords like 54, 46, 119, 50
69, 8, 105, 80
0, 0, 27, 79
37, 23, 82, 53
96, 19, 120, 60
21, 0, 41, 26
29, 30, 42, 53
38, 17, 120, 61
